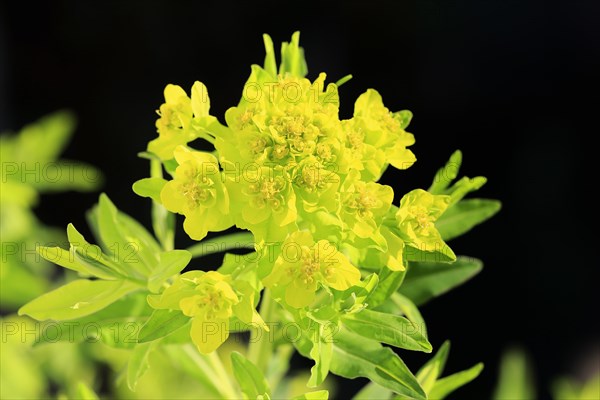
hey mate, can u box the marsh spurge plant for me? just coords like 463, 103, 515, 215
20, 33, 501, 399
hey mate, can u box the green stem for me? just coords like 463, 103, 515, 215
177, 344, 237, 399
207, 351, 239, 399
248, 289, 276, 371
150, 159, 174, 251
186, 232, 254, 258
197, 131, 216, 144
266, 344, 294, 390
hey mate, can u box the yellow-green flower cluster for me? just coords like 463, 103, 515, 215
141, 33, 455, 351
210, 68, 418, 249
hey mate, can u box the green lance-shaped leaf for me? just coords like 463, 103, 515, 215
231, 351, 271, 399
96, 193, 126, 256
403, 242, 456, 264
446, 176, 487, 206
492, 348, 536, 400
33, 292, 150, 348
397, 110, 413, 130
292, 390, 329, 400
263, 34, 278, 77
295, 327, 426, 399
66, 223, 129, 278
429, 363, 484, 400
137, 309, 190, 343
334, 74, 353, 87
552, 374, 600, 400
429, 150, 462, 194
36, 245, 116, 280
372, 293, 427, 336
19, 279, 138, 320
308, 323, 334, 387
116, 210, 163, 260
127, 342, 157, 391
391, 293, 427, 336
132, 177, 167, 203
366, 268, 406, 308
401, 257, 483, 306
333, 328, 426, 399
416, 340, 450, 394
74, 381, 100, 400
95, 193, 159, 272
0, 255, 49, 309
14, 110, 75, 162
435, 198, 501, 241
147, 249, 192, 293
353, 382, 393, 400
28, 161, 102, 192
342, 309, 431, 353
279, 31, 308, 77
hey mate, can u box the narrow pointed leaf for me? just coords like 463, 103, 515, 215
493, 348, 536, 400
147, 250, 191, 293
308, 324, 333, 387
435, 198, 501, 241
36, 245, 116, 280
75, 382, 99, 400
429, 363, 483, 400
19, 279, 138, 320
138, 309, 190, 343
127, 342, 156, 391
416, 341, 451, 394
292, 390, 329, 400
445, 176, 487, 206
132, 177, 167, 203
391, 294, 427, 337
353, 382, 392, 400
295, 327, 426, 399
404, 242, 456, 264
342, 309, 431, 352
231, 351, 271, 399
401, 257, 482, 306
366, 268, 406, 308
33, 292, 151, 347
429, 150, 462, 194
263, 34, 277, 77
28, 161, 102, 192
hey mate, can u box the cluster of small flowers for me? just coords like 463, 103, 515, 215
143, 33, 452, 352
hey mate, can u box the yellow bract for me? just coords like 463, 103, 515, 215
179, 272, 238, 354
396, 189, 450, 250
350, 89, 416, 181
340, 169, 394, 240
160, 146, 232, 241
147, 271, 266, 354
148, 81, 215, 160
263, 231, 361, 308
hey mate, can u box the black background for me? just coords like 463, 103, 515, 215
1, 1, 598, 399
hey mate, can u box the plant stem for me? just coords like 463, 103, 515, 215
186, 232, 254, 258
177, 344, 238, 399
248, 288, 275, 371
150, 158, 174, 251
207, 350, 239, 399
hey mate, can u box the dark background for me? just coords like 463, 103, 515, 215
1, 1, 598, 399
